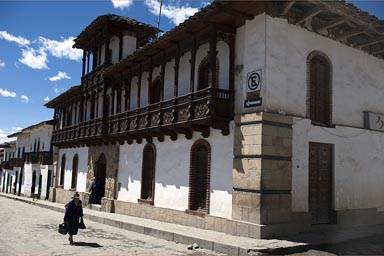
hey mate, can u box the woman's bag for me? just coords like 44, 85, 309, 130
78, 217, 86, 229
58, 223, 67, 235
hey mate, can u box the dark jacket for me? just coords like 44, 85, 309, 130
64, 199, 83, 220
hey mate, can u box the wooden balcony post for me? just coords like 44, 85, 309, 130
119, 33, 123, 61
87, 52, 90, 74
148, 57, 153, 105
82, 51, 86, 77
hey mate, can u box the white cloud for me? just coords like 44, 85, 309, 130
0, 127, 21, 144
19, 47, 48, 69
38, 37, 82, 61
0, 88, 16, 98
0, 30, 81, 69
44, 96, 50, 102
49, 71, 71, 81
21, 95, 29, 103
144, 0, 199, 25
0, 31, 30, 47
0, 59, 5, 67
53, 85, 64, 94
111, 0, 134, 10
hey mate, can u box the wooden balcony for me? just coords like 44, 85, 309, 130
25, 152, 53, 165
52, 87, 233, 146
1, 160, 13, 170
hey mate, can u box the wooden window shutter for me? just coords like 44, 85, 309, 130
309, 55, 331, 126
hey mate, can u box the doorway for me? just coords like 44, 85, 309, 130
309, 142, 334, 224
94, 153, 106, 204
31, 170, 36, 195
18, 168, 23, 196
46, 170, 52, 199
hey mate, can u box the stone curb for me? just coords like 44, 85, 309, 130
0, 194, 309, 256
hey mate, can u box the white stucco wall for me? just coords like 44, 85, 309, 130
118, 122, 234, 218
178, 52, 191, 96
130, 76, 138, 110
140, 72, 149, 107
110, 35, 120, 64
265, 16, 384, 128
235, 14, 266, 115
58, 147, 89, 192
164, 59, 175, 100
292, 118, 384, 212
123, 35, 137, 59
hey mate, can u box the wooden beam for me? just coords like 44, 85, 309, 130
281, 1, 296, 16
373, 49, 384, 55
316, 17, 347, 31
358, 36, 384, 48
296, 8, 323, 25
217, 5, 254, 20
335, 28, 367, 40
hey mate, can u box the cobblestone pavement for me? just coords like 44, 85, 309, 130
0, 197, 226, 256
290, 235, 384, 256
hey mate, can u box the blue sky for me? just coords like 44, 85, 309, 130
0, 0, 383, 143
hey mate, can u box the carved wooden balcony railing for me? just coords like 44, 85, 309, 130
25, 152, 53, 165
52, 87, 232, 146
12, 156, 25, 167
1, 160, 13, 170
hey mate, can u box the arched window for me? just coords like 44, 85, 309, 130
197, 56, 219, 91
150, 78, 161, 104
308, 52, 332, 126
60, 154, 66, 187
33, 139, 37, 152
71, 154, 79, 190
140, 143, 156, 204
188, 140, 211, 213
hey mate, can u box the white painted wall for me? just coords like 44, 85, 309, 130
292, 118, 384, 212
110, 35, 120, 64
130, 76, 138, 110
118, 122, 234, 218
58, 147, 89, 192
265, 16, 384, 127
164, 59, 175, 100
140, 72, 149, 107
123, 35, 137, 59
235, 14, 266, 115
27, 125, 52, 152
178, 52, 191, 96
217, 41, 230, 90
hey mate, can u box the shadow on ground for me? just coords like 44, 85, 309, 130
72, 242, 103, 248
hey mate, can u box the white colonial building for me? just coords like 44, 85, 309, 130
45, 1, 384, 238
3, 120, 54, 199
0, 141, 16, 194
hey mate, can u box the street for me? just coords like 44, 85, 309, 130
0, 197, 226, 256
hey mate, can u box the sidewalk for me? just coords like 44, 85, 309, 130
0, 192, 308, 256
5, 193, 384, 256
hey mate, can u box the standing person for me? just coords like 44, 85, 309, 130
88, 177, 96, 204
64, 192, 83, 244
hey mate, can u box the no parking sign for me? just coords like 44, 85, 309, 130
245, 69, 262, 108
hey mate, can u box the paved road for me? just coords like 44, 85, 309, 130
0, 197, 226, 256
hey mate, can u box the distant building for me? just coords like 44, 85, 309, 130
45, 1, 384, 238
4, 120, 54, 199
0, 141, 16, 194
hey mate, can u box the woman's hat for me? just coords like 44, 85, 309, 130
72, 192, 80, 199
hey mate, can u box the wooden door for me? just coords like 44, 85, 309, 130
309, 142, 333, 224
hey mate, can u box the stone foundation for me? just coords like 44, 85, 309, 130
232, 112, 293, 237
114, 199, 263, 238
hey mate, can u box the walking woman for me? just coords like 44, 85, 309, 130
64, 192, 83, 244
